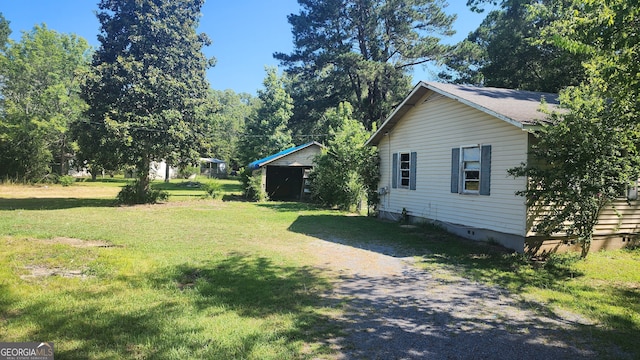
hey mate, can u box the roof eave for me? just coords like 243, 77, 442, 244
248, 141, 325, 170
426, 84, 528, 130
365, 82, 430, 146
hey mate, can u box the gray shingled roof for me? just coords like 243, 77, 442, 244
367, 81, 560, 146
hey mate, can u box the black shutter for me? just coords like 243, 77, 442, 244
392, 153, 398, 189
451, 148, 460, 193
409, 152, 417, 190
480, 145, 491, 195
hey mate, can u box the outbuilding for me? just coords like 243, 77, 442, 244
248, 142, 324, 201
200, 158, 227, 178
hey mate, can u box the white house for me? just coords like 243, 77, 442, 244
366, 81, 640, 253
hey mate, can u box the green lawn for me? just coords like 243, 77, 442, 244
0, 180, 638, 359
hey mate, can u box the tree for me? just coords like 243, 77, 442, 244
509, 0, 640, 257
440, 0, 585, 93
536, 0, 640, 118
0, 13, 9, 51
207, 89, 256, 169
237, 67, 294, 167
81, 0, 214, 202
309, 102, 378, 211
0, 24, 91, 182
509, 88, 640, 258
276, 0, 455, 132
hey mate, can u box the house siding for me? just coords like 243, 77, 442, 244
269, 145, 321, 167
594, 200, 640, 235
377, 92, 529, 241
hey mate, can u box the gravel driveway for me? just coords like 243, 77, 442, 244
304, 237, 629, 360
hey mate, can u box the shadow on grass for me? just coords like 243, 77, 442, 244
156, 254, 331, 316
150, 181, 204, 192
288, 214, 584, 291
257, 202, 323, 213
5, 287, 188, 359
77, 178, 131, 184
288, 213, 435, 257
152, 254, 339, 357
0, 198, 115, 210
3, 254, 338, 359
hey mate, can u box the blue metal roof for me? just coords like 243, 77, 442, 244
247, 142, 323, 171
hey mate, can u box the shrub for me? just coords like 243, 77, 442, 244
241, 168, 268, 202
116, 180, 169, 205
308, 102, 378, 212
59, 175, 75, 187
179, 165, 198, 179
202, 180, 223, 199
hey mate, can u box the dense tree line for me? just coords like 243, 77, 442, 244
0, 19, 91, 182
440, 0, 586, 92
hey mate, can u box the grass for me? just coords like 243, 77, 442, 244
0, 179, 639, 358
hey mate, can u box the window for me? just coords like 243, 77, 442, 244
462, 146, 480, 192
392, 152, 417, 190
400, 153, 411, 187
451, 145, 491, 195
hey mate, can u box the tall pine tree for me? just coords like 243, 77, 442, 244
440, 0, 585, 92
81, 0, 214, 201
275, 0, 455, 132
238, 67, 294, 167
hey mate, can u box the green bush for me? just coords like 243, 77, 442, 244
116, 180, 169, 205
179, 165, 198, 179
241, 168, 268, 202
308, 102, 379, 212
202, 180, 223, 199
59, 175, 75, 187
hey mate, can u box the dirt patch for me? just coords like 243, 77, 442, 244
307, 238, 410, 277
21, 265, 89, 279
39, 237, 119, 248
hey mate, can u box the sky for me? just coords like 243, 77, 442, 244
1, 0, 490, 95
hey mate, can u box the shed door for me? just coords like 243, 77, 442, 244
266, 166, 304, 200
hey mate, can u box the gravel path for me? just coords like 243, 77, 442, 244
305, 237, 628, 360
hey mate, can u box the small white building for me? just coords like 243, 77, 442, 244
366, 81, 640, 253
200, 158, 227, 178
149, 161, 179, 180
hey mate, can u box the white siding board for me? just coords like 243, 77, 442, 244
377, 92, 528, 236
594, 200, 640, 234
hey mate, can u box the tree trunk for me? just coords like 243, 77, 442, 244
137, 157, 151, 203
580, 235, 592, 259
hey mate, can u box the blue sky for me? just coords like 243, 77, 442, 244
1, 1, 489, 95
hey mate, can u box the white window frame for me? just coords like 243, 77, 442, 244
398, 152, 411, 189
460, 145, 481, 194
